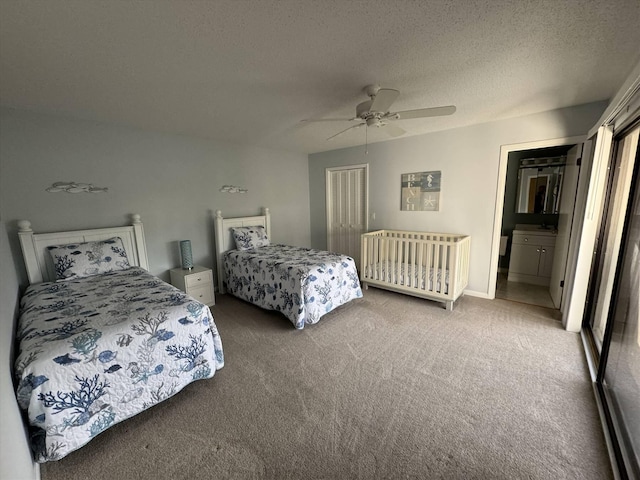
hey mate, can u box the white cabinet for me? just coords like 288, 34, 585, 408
507, 231, 557, 286
170, 265, 215, 306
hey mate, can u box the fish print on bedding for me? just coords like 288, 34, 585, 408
14, 267, 224, 463
223, 244, 362, 329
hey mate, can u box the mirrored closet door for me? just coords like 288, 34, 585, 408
584, 122, 639, 479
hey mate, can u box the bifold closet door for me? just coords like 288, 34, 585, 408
326, 165, 368, 269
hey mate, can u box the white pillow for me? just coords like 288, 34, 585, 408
232, 226, 270, 251
47, 237, 131, 281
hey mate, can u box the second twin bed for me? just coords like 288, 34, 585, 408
214, 208, 363, 329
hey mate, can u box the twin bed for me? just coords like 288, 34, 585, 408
14, 216, 223, 462
213, 208, 363, 329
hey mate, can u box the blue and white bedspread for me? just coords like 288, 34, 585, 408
223, 245, 362, 329
14, 267, 224, 463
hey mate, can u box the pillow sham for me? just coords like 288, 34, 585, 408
47, 237, 131, 281
232, 226, 270, 251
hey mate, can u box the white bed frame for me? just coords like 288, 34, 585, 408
213, 208, 271, 294
18, 214, 149, 285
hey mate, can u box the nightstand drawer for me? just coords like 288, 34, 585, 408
185, 270, 213, 288
170, 265, 216, 306
188, 284, 214, 305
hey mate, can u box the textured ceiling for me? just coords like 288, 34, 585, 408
1, 0, 639, 154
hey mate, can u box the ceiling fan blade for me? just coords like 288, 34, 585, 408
393, 105, 456, 120
301, 117, 355, 123
383, 123, 406, 138
327, 123, 364, 140
369, 88, 399, 112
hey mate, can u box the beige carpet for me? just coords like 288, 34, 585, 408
41, 289, 612, 480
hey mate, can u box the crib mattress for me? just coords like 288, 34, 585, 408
363, 262, 449, 294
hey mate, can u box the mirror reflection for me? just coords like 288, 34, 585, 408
516, 157, 566, 214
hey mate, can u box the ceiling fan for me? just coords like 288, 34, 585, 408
302, 85, 456, 140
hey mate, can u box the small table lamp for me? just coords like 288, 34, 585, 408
179, 240, 193, 270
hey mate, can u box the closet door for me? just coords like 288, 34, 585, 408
326, 165, 368, 268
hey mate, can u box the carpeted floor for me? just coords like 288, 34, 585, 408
41, 289, 613, 480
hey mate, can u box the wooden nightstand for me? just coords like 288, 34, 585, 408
170, 265, 215, 306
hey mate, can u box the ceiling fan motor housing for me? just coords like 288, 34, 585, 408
356, 100, 373, 119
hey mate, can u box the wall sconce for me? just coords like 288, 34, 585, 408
46, 182, 108, 193
219, 185, 248, 194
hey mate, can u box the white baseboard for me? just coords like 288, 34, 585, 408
463, 289, 492, 299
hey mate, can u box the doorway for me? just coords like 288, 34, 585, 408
490, 136, 586, 309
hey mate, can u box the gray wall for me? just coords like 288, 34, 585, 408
0, 221, 38, 479
0, 108, 311, 286
308, 101, 607, 295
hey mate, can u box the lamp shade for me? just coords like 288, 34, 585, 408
179, 240, 193, 269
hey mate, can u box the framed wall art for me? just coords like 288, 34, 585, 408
401, 171, 441, 211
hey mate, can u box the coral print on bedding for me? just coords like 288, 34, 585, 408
223, 245, 362, 329
14, 266, 224, 462
231, 226, 270, 251
47, 237, 131, 280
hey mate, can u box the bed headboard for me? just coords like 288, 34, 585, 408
18, 214, 150, 285
213, 207, 271, 294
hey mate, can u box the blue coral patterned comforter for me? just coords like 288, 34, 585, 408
14, 267, 224, 463
223, 245, 362, 329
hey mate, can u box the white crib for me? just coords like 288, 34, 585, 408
360, 230, 470, 310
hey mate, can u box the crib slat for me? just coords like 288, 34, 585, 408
413, 241, 419, 289
403, 238, 410, 288
370, 235, 375, 280
433, 244, 440, 293
361, 233, 367, 280
396, 239, 402, 286
373, 236, 379, 281
442, 245, 449, 295
418, 242, 425, 292
385, 237, 390, 284
430, 243, 436, 292
393, 239, 402, 285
